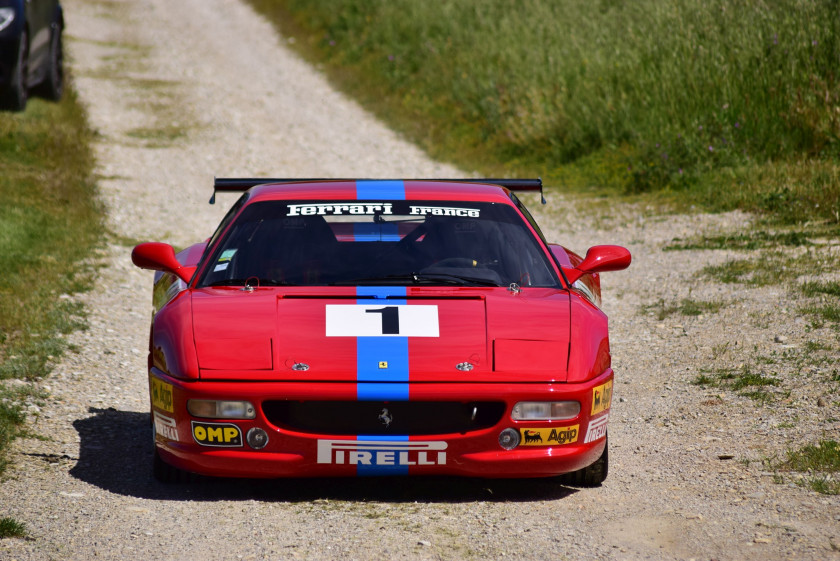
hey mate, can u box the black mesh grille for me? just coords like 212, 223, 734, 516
262, 400, 506, 436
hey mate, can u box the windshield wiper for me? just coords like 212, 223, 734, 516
331, 273, 500, 287
208, 278, 294, 287
414, 272, 501, 286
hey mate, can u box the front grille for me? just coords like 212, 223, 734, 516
262, 400, 506, 436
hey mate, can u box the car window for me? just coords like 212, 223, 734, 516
199, 193, 249, 263
197, 200, 560, 288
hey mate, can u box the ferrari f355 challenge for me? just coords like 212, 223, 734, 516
132, 178, 631, 484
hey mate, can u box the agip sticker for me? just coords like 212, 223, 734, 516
519, 426, 579, 446
150, 376, 174, 413
591, 380, 613, 416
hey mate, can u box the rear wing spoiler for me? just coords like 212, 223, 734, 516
210, 177, 545, 205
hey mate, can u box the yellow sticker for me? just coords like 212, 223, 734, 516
192, 421, 242, 447
150, 376, 174, 413
519, 426, 579, 446
592, 380, 613, 416
378, 361, 388, 369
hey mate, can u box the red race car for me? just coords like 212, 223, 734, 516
132, 178, 630, 484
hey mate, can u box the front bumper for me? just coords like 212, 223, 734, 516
150, 367, 613, 479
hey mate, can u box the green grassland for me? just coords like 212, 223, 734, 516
248, 0, 839, 226
0, 91, 103, 475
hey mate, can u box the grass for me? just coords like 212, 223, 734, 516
773, 440, 840, 495
642, 297, 725, 321
0, 90, 103, 475
693, 364, 781, 402
701, 249, 831, 286
0, 516, 26, 539
246, 0, 839, 226
665, 230, 815, 251
801, 281, 840, 298
799, 281, 840, 329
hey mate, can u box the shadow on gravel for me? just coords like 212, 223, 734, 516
70, 408, 580, 504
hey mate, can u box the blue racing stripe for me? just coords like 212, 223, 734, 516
355, 286, 410, 475
353, 223, 401, 242
356, 180, 405, 200
356, 434, 410, 476
356, 285, 407, 301
356, 286, 407, 401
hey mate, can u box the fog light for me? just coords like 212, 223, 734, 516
512, 401, 580, 421
187, 400, 256, 419
246, 427, 269, 449
498, 428, 520, 450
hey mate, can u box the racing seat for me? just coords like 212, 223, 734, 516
236, 216, 338, 284
417, 216, 512, 285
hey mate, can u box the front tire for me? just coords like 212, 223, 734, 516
36, 25, 63, 101
1, 31, 28, 111
558, 435, 609, 487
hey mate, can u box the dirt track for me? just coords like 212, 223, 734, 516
1, 1, 838, 559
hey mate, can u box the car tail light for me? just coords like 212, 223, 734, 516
511, 401, 580, 421
188, 400, 256, 419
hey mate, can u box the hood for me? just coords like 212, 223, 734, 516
191, 287, 571, 383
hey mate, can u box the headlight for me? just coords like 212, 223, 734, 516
512, 401, 580, 421
0, 8, 15, 33
187, 399, 256, 419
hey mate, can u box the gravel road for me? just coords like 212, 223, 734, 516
2, 0, 839, 559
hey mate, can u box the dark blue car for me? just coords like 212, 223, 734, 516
0, 0, 63, 111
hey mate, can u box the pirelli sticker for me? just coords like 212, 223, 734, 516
150, 376, 173, 413
153, 412, 178, 441
591, 380, 613, 416
317, 440, 447, 466
519, 426, 579, 446
191, 421, 243, 447
584, 414, 609, 444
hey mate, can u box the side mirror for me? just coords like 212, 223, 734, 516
132, 242, 196, 283
561, 245, 631, 285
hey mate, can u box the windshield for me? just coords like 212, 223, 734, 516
197, 200, 560, 288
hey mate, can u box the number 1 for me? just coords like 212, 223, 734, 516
366, 306, 400, 335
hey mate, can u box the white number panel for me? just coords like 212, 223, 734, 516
325, 305, 440, 337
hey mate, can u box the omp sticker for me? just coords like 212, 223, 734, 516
584, 414, 609, 443
153, 411, 178, 441
150, 377, 174, 413
317, 439, 447, 466
519, 426, 579, 446
409, 206, 480, 217
591, 380, 613, 416
213, 263, 229, 272
191, 421, 242, 447
286, 203, 393, 216
326, 305, 439, 337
